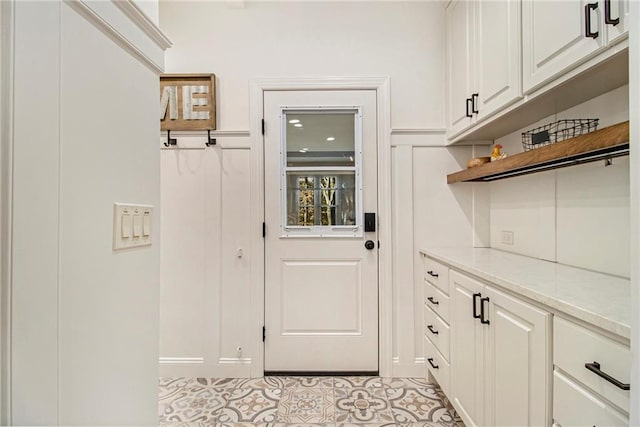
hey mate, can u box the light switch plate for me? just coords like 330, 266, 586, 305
113, 203, 153, 250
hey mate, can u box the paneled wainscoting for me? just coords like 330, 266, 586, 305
159, 376, 462, 426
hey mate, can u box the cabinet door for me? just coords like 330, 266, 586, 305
446, 0, 474, 137
522, 0, 605, 93
449, 271, 485, 427
604, 0, 629, 45
475, 0, 522, 120
484, 286, 551, 427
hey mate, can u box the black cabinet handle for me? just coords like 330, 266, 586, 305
471, 93, 479, 114
585, 2, 599, 38
480, 297, 490, 324
427, 325, 439, 335
427, 270, 439, 278
466, 98, 473, 118
427, 358, 439, 369
585, 361, 630, 390
472, 293, 481, 319
604, 0, 620, 25
427, 296, 439, 306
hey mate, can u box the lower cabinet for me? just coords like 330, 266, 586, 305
449, 270, 551, 427
553, 316, 630, 425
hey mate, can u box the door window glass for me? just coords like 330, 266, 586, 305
281, 109, 361, 235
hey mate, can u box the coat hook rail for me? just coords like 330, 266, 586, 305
163, 129, 177, 147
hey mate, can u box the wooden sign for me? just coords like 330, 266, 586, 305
160, 74, 216, 131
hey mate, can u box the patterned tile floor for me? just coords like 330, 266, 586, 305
159, 376, 463, 426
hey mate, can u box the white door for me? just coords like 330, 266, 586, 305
484, 285, 550, 427
263, 90, 378, 372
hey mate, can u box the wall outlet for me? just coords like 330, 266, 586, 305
501, 231, 514, 245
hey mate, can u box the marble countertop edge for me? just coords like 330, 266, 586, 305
420, 247, 631, 340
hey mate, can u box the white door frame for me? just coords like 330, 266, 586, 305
249, 77, 392, 377
0, 0, 14, 423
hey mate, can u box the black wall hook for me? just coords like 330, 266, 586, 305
205, 129, 216, 147
164, 130, 177, 147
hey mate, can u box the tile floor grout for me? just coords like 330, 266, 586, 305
159, 376, 463, 426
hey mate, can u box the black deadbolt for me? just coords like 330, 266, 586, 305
364, 213, 376, 232
365, 240, 375, 250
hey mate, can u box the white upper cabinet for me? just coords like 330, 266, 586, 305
447, 0, 522, 138
475, 0, 522, 121
446, 0, 475, 137
522, 0, 628, 94
604, 0, 630, 46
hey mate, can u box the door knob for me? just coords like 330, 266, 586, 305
364, 240, 375, 250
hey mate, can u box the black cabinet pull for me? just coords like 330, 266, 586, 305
427, 270, 439, 278
471, 93, 479, 114
427, 357, 439, 369
585, 361, 630, 390
427, 296, 439, 306
472, 293, 481, 319
427, 325, 439, 335
585, 3, 599, 38
480, 297, 490, 324
466, 98, 473, 118
604, 0, 620, 25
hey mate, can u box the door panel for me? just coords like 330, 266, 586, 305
450, 271, 484, 427
281, 260, 361, 334
263, 90, 378, 372
447, 0, 474, 136
523, 0, 604, 93
485, 286, 550, 427
476, 0, 522, 119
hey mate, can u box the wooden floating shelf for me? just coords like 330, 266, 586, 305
447, 121, 630, 184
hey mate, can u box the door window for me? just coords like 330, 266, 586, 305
281, 109, 362, 236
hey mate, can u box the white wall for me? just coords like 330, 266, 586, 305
9, 1, 166, 424
158, 1, 473, 378
391, 144, 486, 375
489, 85, 630, 277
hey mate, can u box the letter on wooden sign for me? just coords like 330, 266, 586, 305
160, 86, 178, 120
182, 85, 210, 120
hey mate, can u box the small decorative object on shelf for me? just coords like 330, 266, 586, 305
490, 144, 507, 162
467, 156, 491, 169
522, 119, 599, 151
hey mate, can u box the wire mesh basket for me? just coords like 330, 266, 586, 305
521, 119, 599, 151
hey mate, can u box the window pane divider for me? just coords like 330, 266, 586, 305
285, 166, 357, 172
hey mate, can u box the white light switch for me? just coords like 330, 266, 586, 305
121, 214, 132, 238
133, 214, 142, 237
113, 204, 153, 250
143, 213, 151, 236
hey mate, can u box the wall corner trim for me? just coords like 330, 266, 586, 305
111, 0, 172, 50
64, 0, 169, 74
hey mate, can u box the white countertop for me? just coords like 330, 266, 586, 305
420, 247, 631, 339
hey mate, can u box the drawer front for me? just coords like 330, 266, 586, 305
423, 257, 449, 295
424, 304, 450, 361
553, 369, 628, 426
424, 335, 450, 397
424, 281, 450, 322
554, 316, 630, 412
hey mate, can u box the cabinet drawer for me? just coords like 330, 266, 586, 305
424, 335, 450, 397
424, 304, 450, 361
424, 281, 450, 322
554, 316, 630, 412
423, 257, 449, 295
553, 369, 628, 426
